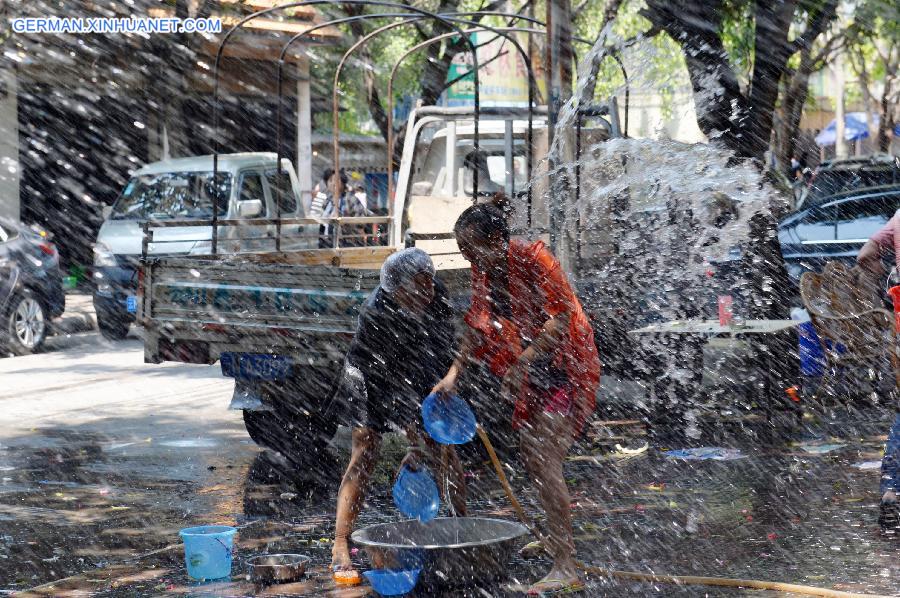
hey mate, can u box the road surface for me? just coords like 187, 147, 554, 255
2, 333, 900, 596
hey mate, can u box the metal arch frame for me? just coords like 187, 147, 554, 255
274, 12, 412, 250
386, 26, 543, 214
211, 0, 480, 254
271, 10, 550, 248
212, 4, 632, 253
327, 13, 537, 199
322, 11, 555, 225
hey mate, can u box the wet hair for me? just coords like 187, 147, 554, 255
454, 200, 512, 318
453, 199, 510, 245
322, 168, 348, 187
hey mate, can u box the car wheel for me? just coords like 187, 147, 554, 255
4, 291, 47, 355
97, 311, 130, 340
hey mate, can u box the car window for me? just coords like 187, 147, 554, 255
835, 194, 900, 241
808, 167, 900, 205
111, 172, 232, 220
834, 194, 900, 221
794, 205, 837, 242
799, 204, 835, 224
238, 172, 267, 217
265, 170, 297, 215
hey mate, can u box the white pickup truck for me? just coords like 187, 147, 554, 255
140, 105, 622, 464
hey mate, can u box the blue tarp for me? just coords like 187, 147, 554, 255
815, 112, 880, 146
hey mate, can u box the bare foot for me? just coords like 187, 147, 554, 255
331, 537, 353, 571
526, 563, 584, 595
331, 538, 362, 586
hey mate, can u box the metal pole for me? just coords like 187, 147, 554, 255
329, 15, 481, 201
545, 0, 573, 253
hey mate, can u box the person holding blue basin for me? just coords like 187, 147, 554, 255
329, 248, 467, 586
431, 196, 601, 596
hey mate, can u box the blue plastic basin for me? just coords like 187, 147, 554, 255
392, 465, 440, 522
363, 568, 421, 596
421, 393, 476, 444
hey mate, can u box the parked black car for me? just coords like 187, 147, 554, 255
0, 218, 65, 354
779, 185, 900, 287
800, 154, 900, 208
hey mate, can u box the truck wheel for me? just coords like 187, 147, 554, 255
97, 311, 130, 340
242, 407, 337, 468
3, 291, 47, 355
242, 410, 278, 447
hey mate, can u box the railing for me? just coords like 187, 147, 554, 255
140, 216, 393, 258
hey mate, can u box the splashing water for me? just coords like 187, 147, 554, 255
537, 30, 790, 428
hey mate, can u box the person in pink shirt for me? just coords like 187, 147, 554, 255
856, 210, 900, 532
857, 209, 900, 275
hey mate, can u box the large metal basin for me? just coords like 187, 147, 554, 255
351, 517, 529, 587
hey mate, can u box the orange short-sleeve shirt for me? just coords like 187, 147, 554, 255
465, 239, 601, 432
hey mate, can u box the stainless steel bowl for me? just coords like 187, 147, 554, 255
351, 517, 529, 586
246, 553, 310, 584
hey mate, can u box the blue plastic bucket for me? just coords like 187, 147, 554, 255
179, 525, 237, 581
798, 321, 825, 376
421, 393, 477, 444
363, 568, 421, 596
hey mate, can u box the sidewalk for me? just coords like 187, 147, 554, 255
50, 292, 96, 335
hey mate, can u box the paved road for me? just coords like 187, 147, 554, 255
3, 334, 900, 597
0, 333, 256, 593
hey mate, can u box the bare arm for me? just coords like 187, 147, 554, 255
432, 326, 477, 396
517, 311, 571, 366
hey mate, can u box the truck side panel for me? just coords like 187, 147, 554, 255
142, 257, 380, 366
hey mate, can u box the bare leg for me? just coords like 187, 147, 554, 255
411, 428, 468, 516
332, 428, 380, 572
519, 411, 582, 594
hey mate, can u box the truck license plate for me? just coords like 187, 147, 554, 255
126, 295, 138, 313
220, 352, 292, 381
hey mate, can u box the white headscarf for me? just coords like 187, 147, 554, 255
380, 248, 435, 293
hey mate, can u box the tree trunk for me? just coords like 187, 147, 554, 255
877, 77, 895, 152
642, 0, 752, 157
744, 0, 796, 161
777, 48, 814, 169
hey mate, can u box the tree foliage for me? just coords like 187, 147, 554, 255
315, 0, 510, 141
845, 0, 900, 151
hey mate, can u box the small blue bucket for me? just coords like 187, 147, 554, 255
179, 525, 237, 581
798, 321, 825, 376
421, 393, 477, 445
364, 568, 421, 596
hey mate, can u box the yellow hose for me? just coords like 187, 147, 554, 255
475, 425, 890, 598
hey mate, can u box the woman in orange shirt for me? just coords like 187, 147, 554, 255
432, 200, 601, 595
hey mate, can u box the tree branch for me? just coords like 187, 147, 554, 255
791, 0, 839, 55
811, 32, 844, 70
508, 0, 533, 26
642, 0, 752, 154
412, 19, 429, 41
573, 0, 652, 107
